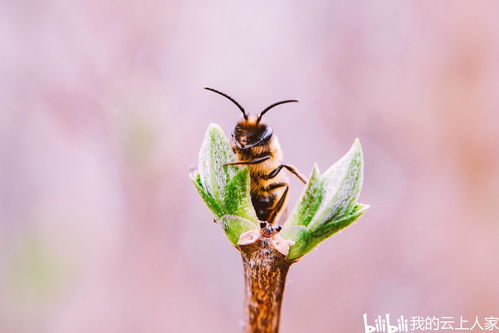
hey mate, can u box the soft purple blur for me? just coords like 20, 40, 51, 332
1, 1, 499, 332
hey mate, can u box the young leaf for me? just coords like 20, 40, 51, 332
307, 139, 364, 232
191, 171, 225, 218
220, 215, 259, 245
285, 164, 323, 228
193, 124, 259, 245
225, 168, 259, 222
280, 225, 311, 260
198, 124, 239, 203
306, 203, 369, 254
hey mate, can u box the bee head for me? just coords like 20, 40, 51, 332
204, 87, 298, 150
232, 118, 273, 150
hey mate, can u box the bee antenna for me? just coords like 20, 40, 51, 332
204, 87, 248, 120
257, 99, 298, 123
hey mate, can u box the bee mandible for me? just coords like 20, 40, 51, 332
205, 87, 307, 225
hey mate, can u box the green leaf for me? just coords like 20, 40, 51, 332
191, 171, 225, 218
225, 168, 259, 222
280, 225, 311, 260
282, 139, 367, 259
219, 215, 259, 245
198, 124, 239, 203
193, 124, 259, 246
307, 139, 364, 232
306, 203, 369, 254
286, 164, 323, 228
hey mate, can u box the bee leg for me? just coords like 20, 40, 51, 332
223, 155, 270, 166
266, 182, 287, 191
267, 185, 289, 225
259, 221, 283, 237
265, 164, 307, 184
284, 165, 307, 184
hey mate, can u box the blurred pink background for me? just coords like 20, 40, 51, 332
1, 1, 499, 332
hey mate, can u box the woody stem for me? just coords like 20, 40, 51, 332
239, 236, 292, 333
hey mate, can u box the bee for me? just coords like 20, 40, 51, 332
205, 87, 307, 225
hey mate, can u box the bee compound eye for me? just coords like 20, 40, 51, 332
260, 126, 273, 142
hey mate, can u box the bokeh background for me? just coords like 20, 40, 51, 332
1, 1, 499, 332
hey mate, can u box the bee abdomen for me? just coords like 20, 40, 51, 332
251, 181, 288, 222
251, 193, 276, 222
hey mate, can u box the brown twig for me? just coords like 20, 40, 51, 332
238, 224, 295, 333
